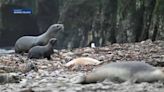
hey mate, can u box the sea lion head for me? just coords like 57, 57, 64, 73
48, 24, 64, 35
49, 38, 57, 46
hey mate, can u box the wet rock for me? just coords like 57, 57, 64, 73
0, 73, 21, 84
0, 49, 15, 54
19, 62, 38, 73
18, 88, 34, 92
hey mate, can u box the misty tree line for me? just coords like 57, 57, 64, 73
0, 0, 164, 49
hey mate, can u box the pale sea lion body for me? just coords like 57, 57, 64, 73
15, 24, 64, 54
74, 61, 164, 84
28, 38, 57, 60
65, 57, 101, 67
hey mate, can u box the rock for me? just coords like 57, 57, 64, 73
0, 73, 21, 84
18, 88, 34, 92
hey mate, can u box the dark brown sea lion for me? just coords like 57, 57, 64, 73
28, 38, 57, 60
15, 24, 64, 54
73, 61, 164, 84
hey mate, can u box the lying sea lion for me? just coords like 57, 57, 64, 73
28, 38, 57, 60
65, 57, 101, 67
73, 61, 164, 84
15, 24, 64, 54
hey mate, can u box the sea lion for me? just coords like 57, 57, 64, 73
65, 57, 101, 67
28, 38, 57, 60
73, 61, 164, 84
15, 24, 64, 54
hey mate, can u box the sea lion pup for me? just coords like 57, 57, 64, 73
28, 38, 57, 60
65, 57, 101, 67
15, 24, 64, 54
73, 61, 164, 84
